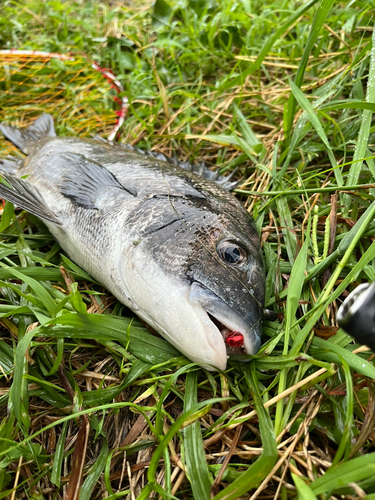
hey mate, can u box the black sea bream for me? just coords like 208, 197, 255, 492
0, 114, 264, 371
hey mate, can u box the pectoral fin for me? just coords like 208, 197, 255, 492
0, 174, 62, 226
59, 152, 137, 209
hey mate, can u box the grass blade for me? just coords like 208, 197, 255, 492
80, 435, 109, 500
183, 372, 212, 500
343, 24, 375, 214
285, 0, 336, 138
0, 264, 55, 315
211, 363, 277, 500
292, 238, 375, 355
275, 233, 309, 434
311, 453, 375, 494
220, 0, 320, 90
312, 337, 375, 379
288, 80, 343, 186
51, 420, 68, 487
321, 99, 375, 112
292, 473, 318, 500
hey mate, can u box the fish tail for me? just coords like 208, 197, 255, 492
0, 114, 56, 154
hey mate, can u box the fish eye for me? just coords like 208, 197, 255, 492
217, 241, 247, 265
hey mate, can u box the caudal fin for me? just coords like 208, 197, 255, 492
0, 114, 56, 154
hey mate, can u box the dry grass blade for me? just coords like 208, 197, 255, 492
64, 416, 90, 500
55, 363, 90, 500
210, 424, 243, 497
0, 52, 117, 149
349, 380, 375, 459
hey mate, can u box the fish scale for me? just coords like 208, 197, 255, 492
0, 113, 265, 371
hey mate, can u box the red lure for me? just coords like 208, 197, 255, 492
225, 331, 244, 347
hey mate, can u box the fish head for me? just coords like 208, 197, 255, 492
185, 201, 265, 361
121, 193, 264, 371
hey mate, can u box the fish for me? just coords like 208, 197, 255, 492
337, 282, 375, 351
0, 114, 265, 371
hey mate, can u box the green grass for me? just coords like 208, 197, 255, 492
1, 0, 375, 498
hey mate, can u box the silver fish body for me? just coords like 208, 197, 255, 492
0, 114, 265, 370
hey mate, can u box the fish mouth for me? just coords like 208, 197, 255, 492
206, 313, 247, 355
188, 282, 261, 360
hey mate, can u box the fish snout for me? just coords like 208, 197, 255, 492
188, 283, 262, 359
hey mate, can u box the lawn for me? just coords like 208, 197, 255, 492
1, 0, 375, 498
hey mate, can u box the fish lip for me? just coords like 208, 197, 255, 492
188, 282, 261, 358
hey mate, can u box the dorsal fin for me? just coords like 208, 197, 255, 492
110, 142, 240, 191
0, 114, 56, 154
